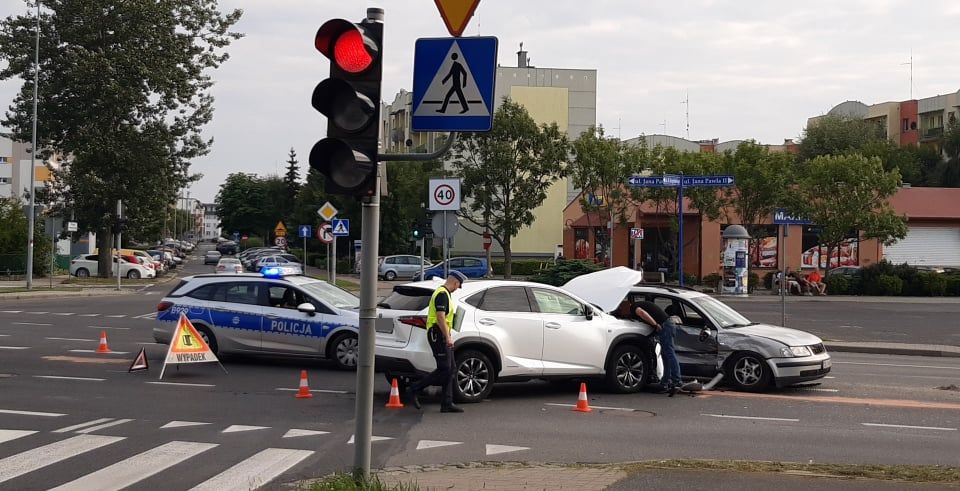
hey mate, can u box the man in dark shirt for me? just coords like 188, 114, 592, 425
633, 301, 683, 395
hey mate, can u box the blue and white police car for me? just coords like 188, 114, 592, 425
154, 269, 361, 369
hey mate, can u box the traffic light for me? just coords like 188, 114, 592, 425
309, 11, 384, 197
111, 218, 127, 235
412, 221, 422, 240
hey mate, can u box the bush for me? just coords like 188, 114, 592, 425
919, 272, 948, 296
876, 274, 903, 296
825, 274, 850, 295
529, 260, 603, 286
241, 236, 264, 248
763, 272, 776, 290
702, 273, 722, 288
748, 272, 760, 293
491, 259, 548, 277
946, 275, 960, 296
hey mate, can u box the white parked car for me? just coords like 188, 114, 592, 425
69, 254, 155, 279
375, 271, 659, 403
215, 257, 244, 274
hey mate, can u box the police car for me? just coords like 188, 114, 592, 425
154, 269, 361, 369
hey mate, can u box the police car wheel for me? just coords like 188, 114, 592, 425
330, 333, 359, 370
605, 344, 649, 393
196, 326, 219, 355
454, 350, 494, 403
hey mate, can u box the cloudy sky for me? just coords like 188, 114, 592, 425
2, 0, 960, 202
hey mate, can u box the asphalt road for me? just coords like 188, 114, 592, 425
1, 251, 959, 489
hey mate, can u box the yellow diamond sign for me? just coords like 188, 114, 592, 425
274, 221, 287, 237
434, 0, 481, 37
318, 202, 338, 222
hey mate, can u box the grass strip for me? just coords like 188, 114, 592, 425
301, 472, 418, 491
622, 459, 960, 484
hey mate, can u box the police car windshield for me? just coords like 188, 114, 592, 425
299, 281, 360, 309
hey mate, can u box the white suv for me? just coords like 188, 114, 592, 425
375, 270, 657, 403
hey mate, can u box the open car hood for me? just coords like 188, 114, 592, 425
562, 267, 644, 313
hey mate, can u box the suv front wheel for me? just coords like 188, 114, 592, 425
454, 349, 495, 403
605, 344, 650, 393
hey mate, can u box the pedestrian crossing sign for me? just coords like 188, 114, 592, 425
412, 36, 498, 132
159, 314, 226, 379
332, 219, 350, 237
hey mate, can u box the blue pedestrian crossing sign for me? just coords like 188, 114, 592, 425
332, 219, 350, 236
412, 36, 498, 132
298, 225, 312, 238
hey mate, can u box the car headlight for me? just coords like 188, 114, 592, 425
780, 346, 813, 357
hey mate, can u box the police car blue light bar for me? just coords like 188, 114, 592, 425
261, 267, 283, 278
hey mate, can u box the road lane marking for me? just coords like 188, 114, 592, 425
133, 313, 156, 319
0, 346, 29, 350
486, 444, 529, 456
283, 429, 330, 438
702, 414, 800, 422
275, 387, 350, 395
0, 434, 125, 485
862, 423, 957, 431
347, 434, 392, 443
0, 430, 37, 445
45, 337, 95, 342
146, 381, 215, 387
12, 322, 51, 326
703, 390, 960, 410
76, 418, 134, 434
51, 313, 74, 316
160, 421, 211, 429
789, 387, 839, 393
417, 440, 463, 450
0, 310, 23, 313
189, 448, 314, 491
34, 375, 105, 382
824, 376, 836, 379
222, 425, 270, 433
69, 349, 130, 354
544, 403, 636, 411
0, 334, 8, 337
49, 440, 217, 491
105, 315, 127, 318
53, 418, 115, 433
834, 361, 960, 371
86, 325, 129, 330
26, 312, 48, 315
0, 409, 65, 417
78, 314, 100, 317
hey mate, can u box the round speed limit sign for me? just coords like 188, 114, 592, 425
429, 178, 461, 211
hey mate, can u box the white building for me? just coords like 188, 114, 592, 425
201, 203, 220, 240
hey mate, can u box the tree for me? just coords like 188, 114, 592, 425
0, 197, 51, 275
790, 154, 907, 272
721, 141, 797, 232
0, 1, 242, 276
283, 148, 301, 218
215, 173, 274, 238
799, 115, 886, 161
450, 99, 570, 278
379, 160, 442, 256
939, 121, 960, 187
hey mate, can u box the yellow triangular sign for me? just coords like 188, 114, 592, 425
434, 0, 481, 37
159, 314, 225, 379
274, 221, 287, 237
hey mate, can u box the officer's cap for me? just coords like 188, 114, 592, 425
447, 270, 467, 285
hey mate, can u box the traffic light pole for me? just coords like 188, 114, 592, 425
354, 166, 380, 480
116, 200, 122, 291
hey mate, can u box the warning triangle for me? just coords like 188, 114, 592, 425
413, 41, 490, 118
434, 0, 481, 37
128, 347, 149, 372
159, 313, 227, 380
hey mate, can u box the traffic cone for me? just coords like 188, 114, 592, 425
96, 330, 111, 354
573, 382, 592, 413
385, 378, 404, 409
295, 370, 313, 399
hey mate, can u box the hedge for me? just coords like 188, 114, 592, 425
529, 260, 603, 286
827, 260, 959, 296
490, 259, 553, 276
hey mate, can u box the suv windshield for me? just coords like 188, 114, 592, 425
299, 280, 360, 309
689, 296, 753, 328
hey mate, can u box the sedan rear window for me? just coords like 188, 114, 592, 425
378, 286, 433, 311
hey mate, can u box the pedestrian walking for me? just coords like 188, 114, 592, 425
406, 270, 468, 413
632, 301, 683, 396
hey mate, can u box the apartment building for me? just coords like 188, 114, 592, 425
0, 134, 49, 201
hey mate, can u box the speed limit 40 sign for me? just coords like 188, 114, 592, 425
429, 178, 461, 211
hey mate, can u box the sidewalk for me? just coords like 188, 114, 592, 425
0, 272, 179, 300
825, 341, 960, 358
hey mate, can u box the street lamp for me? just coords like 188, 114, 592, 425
25, 0, 40, 289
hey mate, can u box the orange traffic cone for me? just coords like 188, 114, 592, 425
385, 378, 404, 409
96, 330, 111, 354
295, 370, 313, 399
573, 382, 592, 412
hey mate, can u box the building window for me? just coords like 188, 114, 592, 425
902, 118, 909, 132
0, 177, 9, 184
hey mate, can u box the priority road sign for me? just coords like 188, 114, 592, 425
332, 219, 350, 236
317, 223, 334, 244
318, 202, 338, 221
412, 36, 498, 132
298, 225, 312, 238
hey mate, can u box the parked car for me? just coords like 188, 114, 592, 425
412, 257, 490, 281
375, 275, 659, 403
215, 258, 244, 274
69, 254, 155, 279
203, 250, 222, 265
563, 267, 832, 391
216, 240, 238, 255
253, 254, 303, 275
825, 266, 860, 277
378, 255, 432, 280
154, 272, 360, 369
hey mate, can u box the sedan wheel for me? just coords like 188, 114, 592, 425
75, 268, 89, 278
454, 350, 494, 403
728, 353, 770, 392
127, 270, 141, 279
333, 334, 359, 370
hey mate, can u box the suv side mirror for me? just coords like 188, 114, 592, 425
584, 305, 594, 321
297, 303, 317, 316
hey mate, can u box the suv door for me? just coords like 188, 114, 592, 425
532, 287, 605, 375
648, 295, 718, 376
192, 281, 263, 352
471, 286, 543, 376
259, 284, 325, 355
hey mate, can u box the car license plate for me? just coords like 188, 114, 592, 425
822, 358, 832, 370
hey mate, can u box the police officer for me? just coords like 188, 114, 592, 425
406, 270, 467, 413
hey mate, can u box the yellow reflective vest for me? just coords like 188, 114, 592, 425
426, 286, 455, 333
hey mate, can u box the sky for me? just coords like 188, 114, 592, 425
2, 0, 960, 202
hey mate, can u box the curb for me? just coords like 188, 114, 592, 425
0, 289, 136, 300
824, 342, 960, 358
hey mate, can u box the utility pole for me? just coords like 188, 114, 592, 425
901, 49, 914, 99
25, 0, 40, 289
681, 91, 690, 140
116, 200, 122, 291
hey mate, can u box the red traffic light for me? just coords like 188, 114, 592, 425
316, 19, 377, 74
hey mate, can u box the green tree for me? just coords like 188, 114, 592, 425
450, 99, 570, 278
790, 154, 907, 272
0, 0, 242, 276
0, 197, 52, 275
799, 115, 886, 161
720, 142, 797, 233
283, 148, 301, 218
215, 173, 274, 238
380, 161, 442, 256
939, 121, 960, 187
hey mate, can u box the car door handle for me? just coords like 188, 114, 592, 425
265, 313, 279, 319
545, 322, 562, 329
478, 318, 496, 326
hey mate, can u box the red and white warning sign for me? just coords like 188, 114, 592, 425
128, 347, 149, 372
159, 314, 227, 379
429, 178, 461, 211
